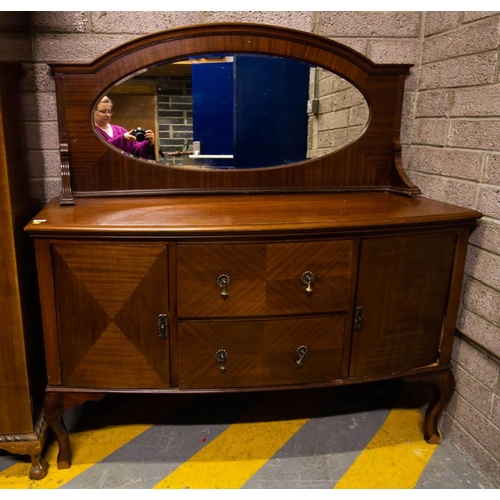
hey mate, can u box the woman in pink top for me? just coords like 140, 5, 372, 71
93, 96, 155, 159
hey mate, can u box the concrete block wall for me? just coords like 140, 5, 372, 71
2, 11, 499, 485
404, 13, 500, 484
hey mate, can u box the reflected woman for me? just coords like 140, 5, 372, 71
93, 96, 155, 159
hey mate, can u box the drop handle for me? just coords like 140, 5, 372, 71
215, 349, 228, 372
216, 274, 231, 300
295, 345, 309, 367
301, 271, 315, 296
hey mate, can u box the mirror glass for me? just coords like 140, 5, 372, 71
93, 54, 369, 170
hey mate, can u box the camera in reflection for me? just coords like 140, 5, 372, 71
132, 127, 146, 142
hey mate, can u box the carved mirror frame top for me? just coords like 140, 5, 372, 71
49, 22, 418, 205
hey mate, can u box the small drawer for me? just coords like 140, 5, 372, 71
177, 240, 353, 318
178, 316, 346, 389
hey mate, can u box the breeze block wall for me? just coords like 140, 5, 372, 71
9, 11, 500, 486
406, 12, 500, 482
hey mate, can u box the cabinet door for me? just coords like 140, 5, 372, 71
52, 243, 169, 388
349, 232, 456, 377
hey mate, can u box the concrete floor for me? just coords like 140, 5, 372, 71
0, 380, 495, 489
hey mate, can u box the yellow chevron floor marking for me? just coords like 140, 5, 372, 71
153, 419, 308, 489
153, 395, 316, 489
1, 421, 155, 489
334, 408, 438, 489
0, 395, 185, 489
1, 396, 439, 489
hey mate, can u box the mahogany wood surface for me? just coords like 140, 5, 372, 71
52, 243, 170, 388
49, 23, 418, 200
404, 369, 456, 444
177, 240, 353, 317
350, 232, 457, 377
0, 63, 48, 479
178, 316, 346, 388
26, 191, 481, 394
26, 192, 481, 237
0, 65, 33, 435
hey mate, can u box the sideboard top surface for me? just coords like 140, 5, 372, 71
25, 193, 482, 238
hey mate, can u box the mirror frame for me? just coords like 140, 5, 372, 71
49, 22, 419, 205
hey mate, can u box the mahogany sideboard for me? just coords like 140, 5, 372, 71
23, 23, 482, 471
26, 192, 481, 469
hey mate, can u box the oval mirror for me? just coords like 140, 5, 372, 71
93, 53, 369, 170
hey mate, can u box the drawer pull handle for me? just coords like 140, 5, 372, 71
301, 271, 315, 296
216, 274, 231, 300
295, 345, 309, 367
215, 349, 228, 372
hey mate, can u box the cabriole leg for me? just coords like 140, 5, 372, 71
404, 368, 456, 444
44, 392, 71, 469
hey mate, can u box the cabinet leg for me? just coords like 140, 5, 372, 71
45, 392, 72, 469
405, 368, 455, 444
28, 452, 49, 479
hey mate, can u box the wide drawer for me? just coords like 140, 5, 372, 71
178, 316, 346, 389
177, 240, 353, 318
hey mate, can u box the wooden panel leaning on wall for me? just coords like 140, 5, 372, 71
0, 63, 48, 479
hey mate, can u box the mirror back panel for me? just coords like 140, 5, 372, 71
50, 23, 419, 203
